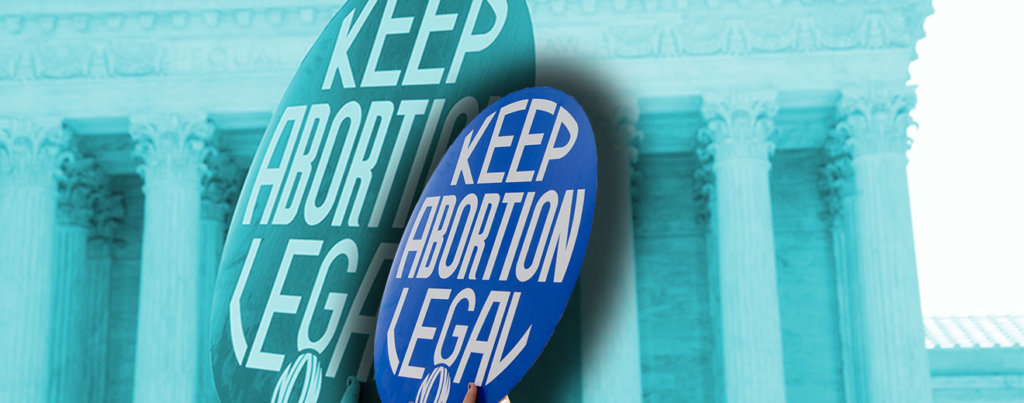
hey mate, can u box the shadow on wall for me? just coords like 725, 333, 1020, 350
510, 55, 638, 402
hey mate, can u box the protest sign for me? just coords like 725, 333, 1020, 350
374, 87, 597, 403
208, 1, 533, 401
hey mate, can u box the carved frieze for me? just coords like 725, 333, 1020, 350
535, 1, 931, 59
0, 1, 931, 81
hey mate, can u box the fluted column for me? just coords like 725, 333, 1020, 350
700, 92, 786, 403
0, 117, 69, 402
130, 113, 213, 403
51, 159, 108, 402
87, 189, 123, 402
580, 99, 644, 403
822, 126, 860, 403
835, 87, 932, 403
198, 152, 242, 402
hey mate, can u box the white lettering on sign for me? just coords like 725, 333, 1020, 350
322, 0, 509, 90
450, 98, 579, 186
241, 97, 495, 229
385, 287, 532, 386
376, 89, 593, 395
229, 241, 395, 378
224, 0, 527, 397
394, 189, 585, 285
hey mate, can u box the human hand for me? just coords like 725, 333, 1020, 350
463, 383, 510, 403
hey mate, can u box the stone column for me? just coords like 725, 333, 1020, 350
51, 159, 106, 402
822, 127, 860, 403
700, 92, 786, 403
580, 99, 644, 403
130, 113, 213, 403
0, 117, 69, 402
835, 87, 932, 402
198, 152, 242, 402
87, 188, 123, 402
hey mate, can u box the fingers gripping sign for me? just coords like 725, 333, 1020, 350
463, 383, 509, 403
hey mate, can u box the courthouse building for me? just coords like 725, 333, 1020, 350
1, 0, 1021, 402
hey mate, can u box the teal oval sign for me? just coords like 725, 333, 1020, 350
209, 1, 534, 401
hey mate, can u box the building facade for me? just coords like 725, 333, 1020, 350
1, 0, 1021, 402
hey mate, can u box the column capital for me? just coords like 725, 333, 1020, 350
130, 112, 214, 186
821, 130, 855, 224
0, 116, 72, 185
696, 91, 777, 225
613, 98, 645, 209
837, 86, 916, 157
91, 189, 124, 249
694, 147, 715, 227
57, 158, 105, 227
612, 97, 644, 161
700, 91, 778, 161
202, 151, 244, 223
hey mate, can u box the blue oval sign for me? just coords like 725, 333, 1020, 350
373, 87, 597, 403
209, 1, 534, 401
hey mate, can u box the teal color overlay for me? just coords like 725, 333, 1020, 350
373, 87, 597, 403
208, 1, 534, 401
4, 2, 1023, 403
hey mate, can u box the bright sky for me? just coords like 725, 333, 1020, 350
908, 0, 1024, 316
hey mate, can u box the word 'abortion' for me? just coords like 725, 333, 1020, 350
241, 0, 517, 230
401, 98, 585, 284
241, 97, 583, 232
381, 98, 588, 387
395, 189, 584, 284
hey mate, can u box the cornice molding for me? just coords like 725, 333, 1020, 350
0, 5, 335, 82
534, 1, 932, 59
1, 5, 338, 36
529, 0, 929, 14
0, 1, 932, 82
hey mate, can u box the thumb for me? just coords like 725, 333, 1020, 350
463, 383, 478, 403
